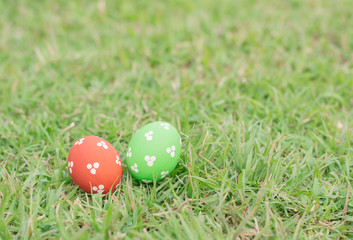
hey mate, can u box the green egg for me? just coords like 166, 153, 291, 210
126, 121, 182, 183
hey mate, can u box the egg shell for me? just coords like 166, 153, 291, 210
68, 136, 123, 194
126, 121, 182, 183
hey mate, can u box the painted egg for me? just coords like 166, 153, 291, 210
126, 121, 182, 183
67, 136, 123, 194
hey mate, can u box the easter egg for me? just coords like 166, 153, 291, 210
126, 121, 182, 183
67, 136, 123, 194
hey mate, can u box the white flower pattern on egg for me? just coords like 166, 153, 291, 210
127, 147, 132, 158
97, 185, 105, 193
160, 122, 170, 130
131, 163, 138, 173
145, 155, 156, 166
75, 138, 85, 145
92, 184, 105, 193
68, 161, 74, 174
166, 145, 176, 157
97, 141, 108, 149
161, 171, 169, 178
144, 131, 153, 141
116, 155, 121, 166
87, 162, 100, 174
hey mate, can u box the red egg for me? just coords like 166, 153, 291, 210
67, 136, 123, 194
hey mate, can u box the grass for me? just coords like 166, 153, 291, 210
0, 0, 353, 239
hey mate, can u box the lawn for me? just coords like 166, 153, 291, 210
1, 0, 353, 239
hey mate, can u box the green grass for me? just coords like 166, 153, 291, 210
1, 0, 353, 239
